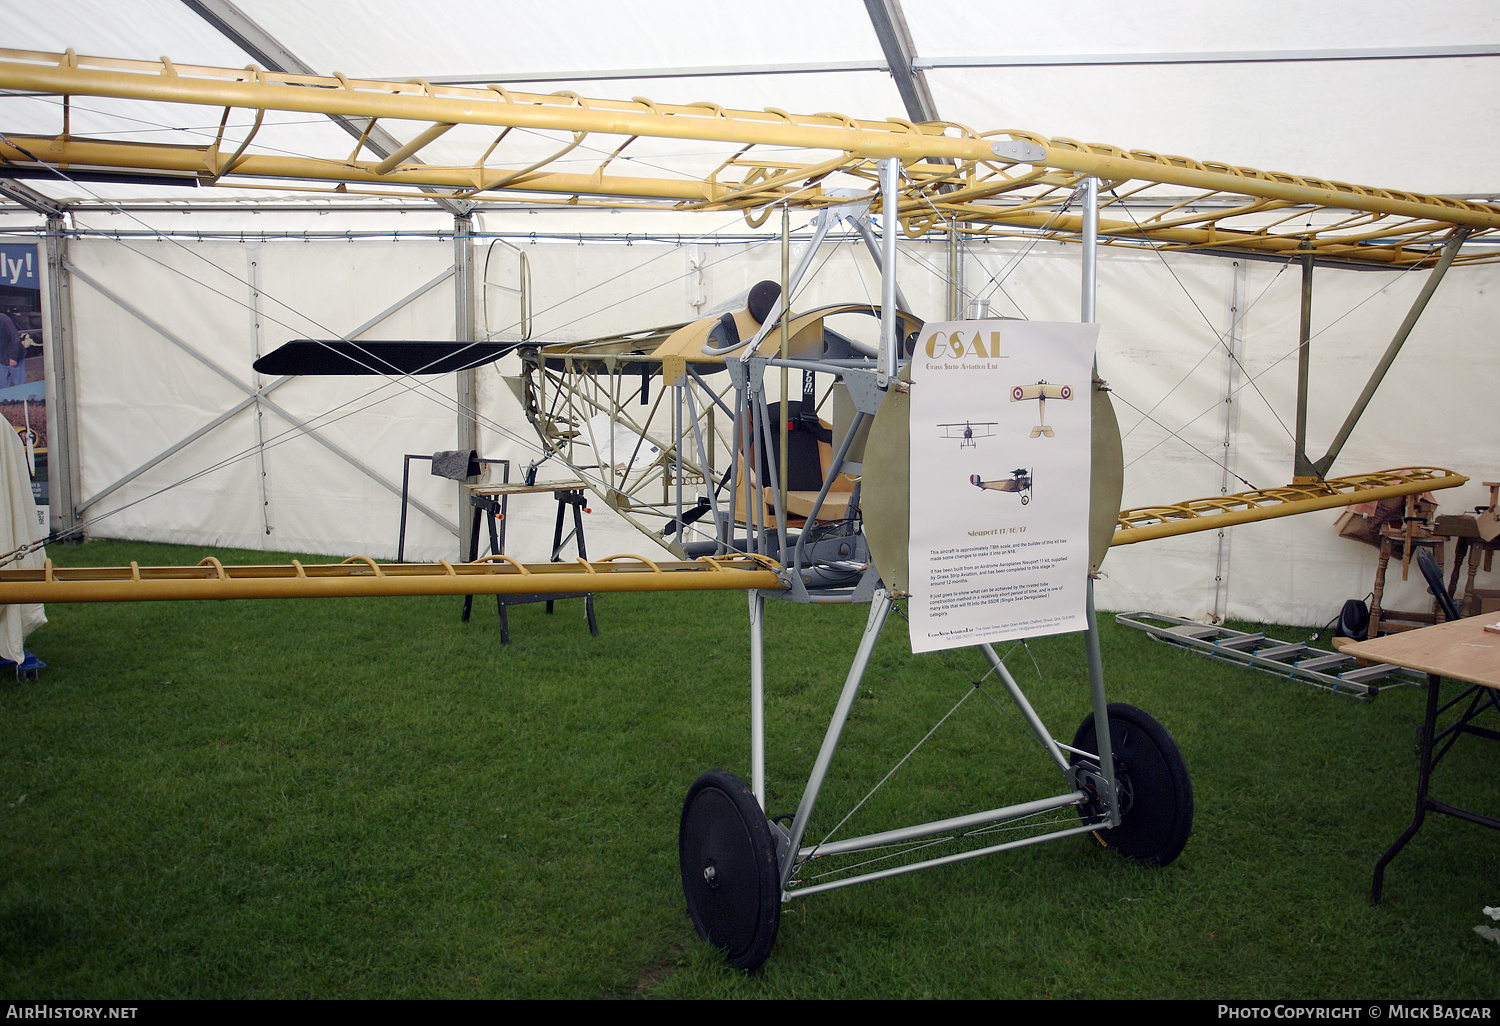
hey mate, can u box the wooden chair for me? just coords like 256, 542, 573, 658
1369, 492, 1445, 636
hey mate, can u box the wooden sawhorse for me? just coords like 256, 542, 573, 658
462, 479, 599, 644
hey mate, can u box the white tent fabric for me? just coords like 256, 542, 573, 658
54, 224, 1500, 625
1, 1, 1497, 626
4, 1, 1498, 201
67, 235, 466, 557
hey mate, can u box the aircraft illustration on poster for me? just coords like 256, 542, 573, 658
1010, 381, 1074, 437
937, 421, 997, 448
969, 468, 1034, 504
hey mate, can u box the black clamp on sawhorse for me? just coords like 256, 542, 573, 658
462, 480, 599, 644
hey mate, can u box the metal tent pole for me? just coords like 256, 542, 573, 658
42, 213, 81, 538
454, 213, 478, 559
877, 157, 900, 389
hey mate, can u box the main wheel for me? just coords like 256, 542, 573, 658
1070, 704, 1193, 866
678, 769, 781, 971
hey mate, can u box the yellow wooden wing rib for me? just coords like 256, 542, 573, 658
1112, 467, 1466, 545
0, 553, 785, 604
3, 49, 1499, 267
0, 471, 1465, 603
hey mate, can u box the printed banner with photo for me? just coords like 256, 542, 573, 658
906, 319, 1099, 653
0, 242, 45, 511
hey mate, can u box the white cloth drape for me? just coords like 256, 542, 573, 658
0, 425, 44, 663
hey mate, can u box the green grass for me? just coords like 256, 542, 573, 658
0, 540, 1495, 998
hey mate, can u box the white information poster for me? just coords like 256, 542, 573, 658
906, 320, 1100, 653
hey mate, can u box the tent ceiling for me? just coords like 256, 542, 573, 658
2, 0, 1497, 207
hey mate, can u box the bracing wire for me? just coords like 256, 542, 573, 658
0, 120, 832, 549
799, 603, 1059, 860
1117, 249, 1431, 476
1106, 188, 1300, 451
7, 89, 1459, 560
895, 163, 1086, 320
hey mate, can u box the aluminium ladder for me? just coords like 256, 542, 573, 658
1115, 611, 1426, 700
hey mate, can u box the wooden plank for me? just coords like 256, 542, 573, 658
1339, 615, 1500, 689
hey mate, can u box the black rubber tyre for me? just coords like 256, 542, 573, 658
1070, 703, 1193, 866
678, 769, 781, 971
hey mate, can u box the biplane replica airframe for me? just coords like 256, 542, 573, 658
0, 48, 1492, 970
